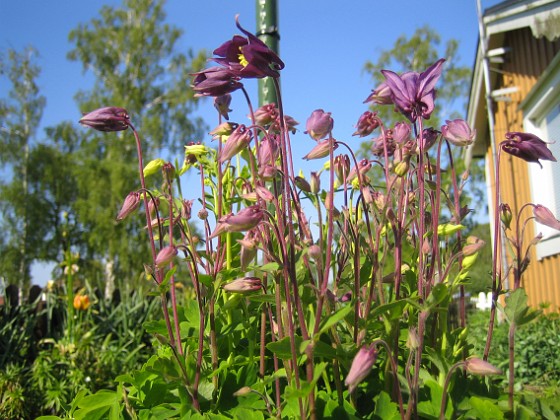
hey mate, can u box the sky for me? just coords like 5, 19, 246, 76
0, 0, 502, 285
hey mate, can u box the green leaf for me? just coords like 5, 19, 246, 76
317, 304, 353, 336
73, 390, 121, 420
370, 299, 409, 321
504, 288, 541, 326
266, 336, 302, 360
373, 391, 401, 420
465, 396, 504, 419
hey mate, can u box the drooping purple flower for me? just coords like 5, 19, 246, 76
258, 134, 280, 167
441, 119, 476, 147
212, 16, 284, 79
303, 139, 338, 160
533, 204, 560, 230
252, 103, 278, 126
192, 67, 243, 97
219, 124, 253, 163
214, 94, 232, 120
501, 132, 557, 168
334, 154, 350, 184
79, 106, 130, 132
417, 127, 439, 151
116, 191, 141, 221
209, 205, 264, 238
305, 109, 334, 141
353, 111, 380, 137
381, 58, 445, 122
239, 230, 259, 270
346, 159, 372, 183
345, 345, 378, 393
370, 132, 396, 157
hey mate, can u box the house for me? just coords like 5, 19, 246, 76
467, 0, 560, 312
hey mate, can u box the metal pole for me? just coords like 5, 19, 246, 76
256, 0, 279, 106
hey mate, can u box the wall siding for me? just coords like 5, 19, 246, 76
488, 28, 560, 312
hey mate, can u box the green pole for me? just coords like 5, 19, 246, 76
256, 0, 279, 106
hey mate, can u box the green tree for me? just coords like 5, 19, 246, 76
65, 0, 206, 290
0, 47, 46, 290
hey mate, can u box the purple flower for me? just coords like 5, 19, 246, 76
257, 134, 280, 167
345, 345, 378, 393
533, 204, 560, 230
441, 119, 476, 147
252, 103, 278, 126
116, 191, 140, 221
219, 124, 253, 163
334, 154, 350, 184
192, 67, 243, 97
371, 132, 396, 157
238, 230, 259, 270
392, 122, 412, 144
212, 16, 284, 79
303, 139, 338, 160
155, 246, 178, 268
79, 106, 130, 132
305, 109, 334, 141
353, 111, 380, 137
501, 132, 557, 168
346, 159, 372, 183
381, 58, 445, 122
209, 205, 264, 238
417, 127, 439, 151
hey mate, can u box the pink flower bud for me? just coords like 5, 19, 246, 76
209, 205, 264, 238
533, 204, 560, 230
155, 246, 178, 268
214, 94, 232, 120
79, 106, 130, 132
310, 172, 321, 194
252, 103, 278, 126
334, 154, 350, 184
462, 236, 485, 256
353, 111, 379, 137
219, 124, 252, 163
303, 139, 338, 161
116, 191, 140, 221
223, 277, 262, 293
305, 109, 333, 141
441, 119, 476, 147
464, 357, 502, 376
345, 345, 378, 393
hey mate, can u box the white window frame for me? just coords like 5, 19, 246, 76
521, 53, 560, 259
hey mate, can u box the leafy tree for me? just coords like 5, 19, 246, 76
0, 47, 46, 290
65, 0, 206, 289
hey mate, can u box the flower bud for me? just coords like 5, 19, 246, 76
214, 94, 232, 120
295, 176, 311, 193
393, 159, 410, 177
209, 205, 264, 238
223, 277, 262, 293
155, 246, 178, 268
353, 111, 379, 137
144, 158, 166, 177
500, 203, 512, 230
462, 236, 485, 257
252, 103, 277, 126
210, 122, 238, 139
219, 124, 252, 163
345, 345, 378, 393
116, 191, 141, 221
305, 109, 333, 141
441, 119, 476, 147
533, 204, 560, 230
233, 386, 252, 397
303, 139, 338, 161
79, 106, 130, 132
310, 172, 321, 194
334, 154, 350, 185
308, 244, 322, 263
464, 357, 502, 376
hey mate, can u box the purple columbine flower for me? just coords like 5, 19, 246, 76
381, 58, 445, 122
212, 16, 284, 79
392, 122, 412, 144
353, 111, 380, 137
219, 124, 253, 163
371, 132, 396, 157
441, 119, 476, 147
501, 132, 557, 168
345, 345, 378, 393
305, 109, 334, 141
533, 204, 560, 230
192, 67, 243, 98
116, 191, 141, 221
252, 103, 278, 126
209, 205, 264, 238
346, 159, 372, 183
79, 106, 130, 132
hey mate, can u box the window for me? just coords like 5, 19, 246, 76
522, 54, 560, 259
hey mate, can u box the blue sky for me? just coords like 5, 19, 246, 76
1, 0, 501, 284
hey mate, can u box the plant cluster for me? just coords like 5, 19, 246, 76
40, 16, 560, 419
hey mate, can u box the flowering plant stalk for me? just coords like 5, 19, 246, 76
74, 16, 558, 419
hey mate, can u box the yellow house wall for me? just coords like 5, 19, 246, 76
487, 28, 560, 313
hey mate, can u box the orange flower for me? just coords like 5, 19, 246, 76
73, 294, 90, 311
